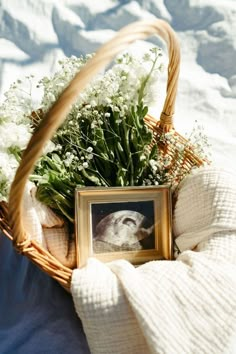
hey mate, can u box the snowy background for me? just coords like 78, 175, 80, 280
0, 0, 235, 166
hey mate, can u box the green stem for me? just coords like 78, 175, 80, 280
138, 54, 159, 105
122, 119, 134, 185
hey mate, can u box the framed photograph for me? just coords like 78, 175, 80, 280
75, 186, 172, 267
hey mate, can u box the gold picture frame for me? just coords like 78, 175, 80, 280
75, 186, 172, 267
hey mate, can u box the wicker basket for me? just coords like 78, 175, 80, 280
0, 18, 205, 292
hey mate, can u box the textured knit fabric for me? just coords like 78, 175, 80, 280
22, 182, 76, 268
71, 167, 236, 354
173, 166, 236, 252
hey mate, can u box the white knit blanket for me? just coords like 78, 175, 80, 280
71, 167, 236, 354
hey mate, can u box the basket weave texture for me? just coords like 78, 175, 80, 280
0, 18, 204, 292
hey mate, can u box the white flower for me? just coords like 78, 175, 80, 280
140, 154, 146, 161
90, 100, 97, 107
0, 152, 19, 201
43, 141, 55, 154
87, 154, 93, 160
0, 152, 18, 179
55, 144, 62, 151
0, 123, 31, 150
46, 92, 56, 102
64, 155, 74, 166
149, 159, 158, 172
104, 97, 112, 104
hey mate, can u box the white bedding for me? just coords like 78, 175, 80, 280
71, 167, 236, 354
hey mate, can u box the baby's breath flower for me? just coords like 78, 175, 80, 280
87, 154, 93, 160
149, 159, 158, 172
140, 154, 146, 161
0, 48, 210, 223
90, 100, 97, 107
143, 53, 151, 61
43, 141, 55, 154
116, 119, 122, 124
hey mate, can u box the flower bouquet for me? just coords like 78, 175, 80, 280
0, 19, 209, 290
0, 50, 208, 225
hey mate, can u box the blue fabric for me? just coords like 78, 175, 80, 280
0, 232, 90, 354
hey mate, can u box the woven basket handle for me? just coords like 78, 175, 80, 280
8, 18, 180, 247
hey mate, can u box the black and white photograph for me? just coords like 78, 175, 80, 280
91, 201, 156, 254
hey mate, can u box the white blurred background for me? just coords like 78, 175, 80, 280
0, 0, 235, 166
